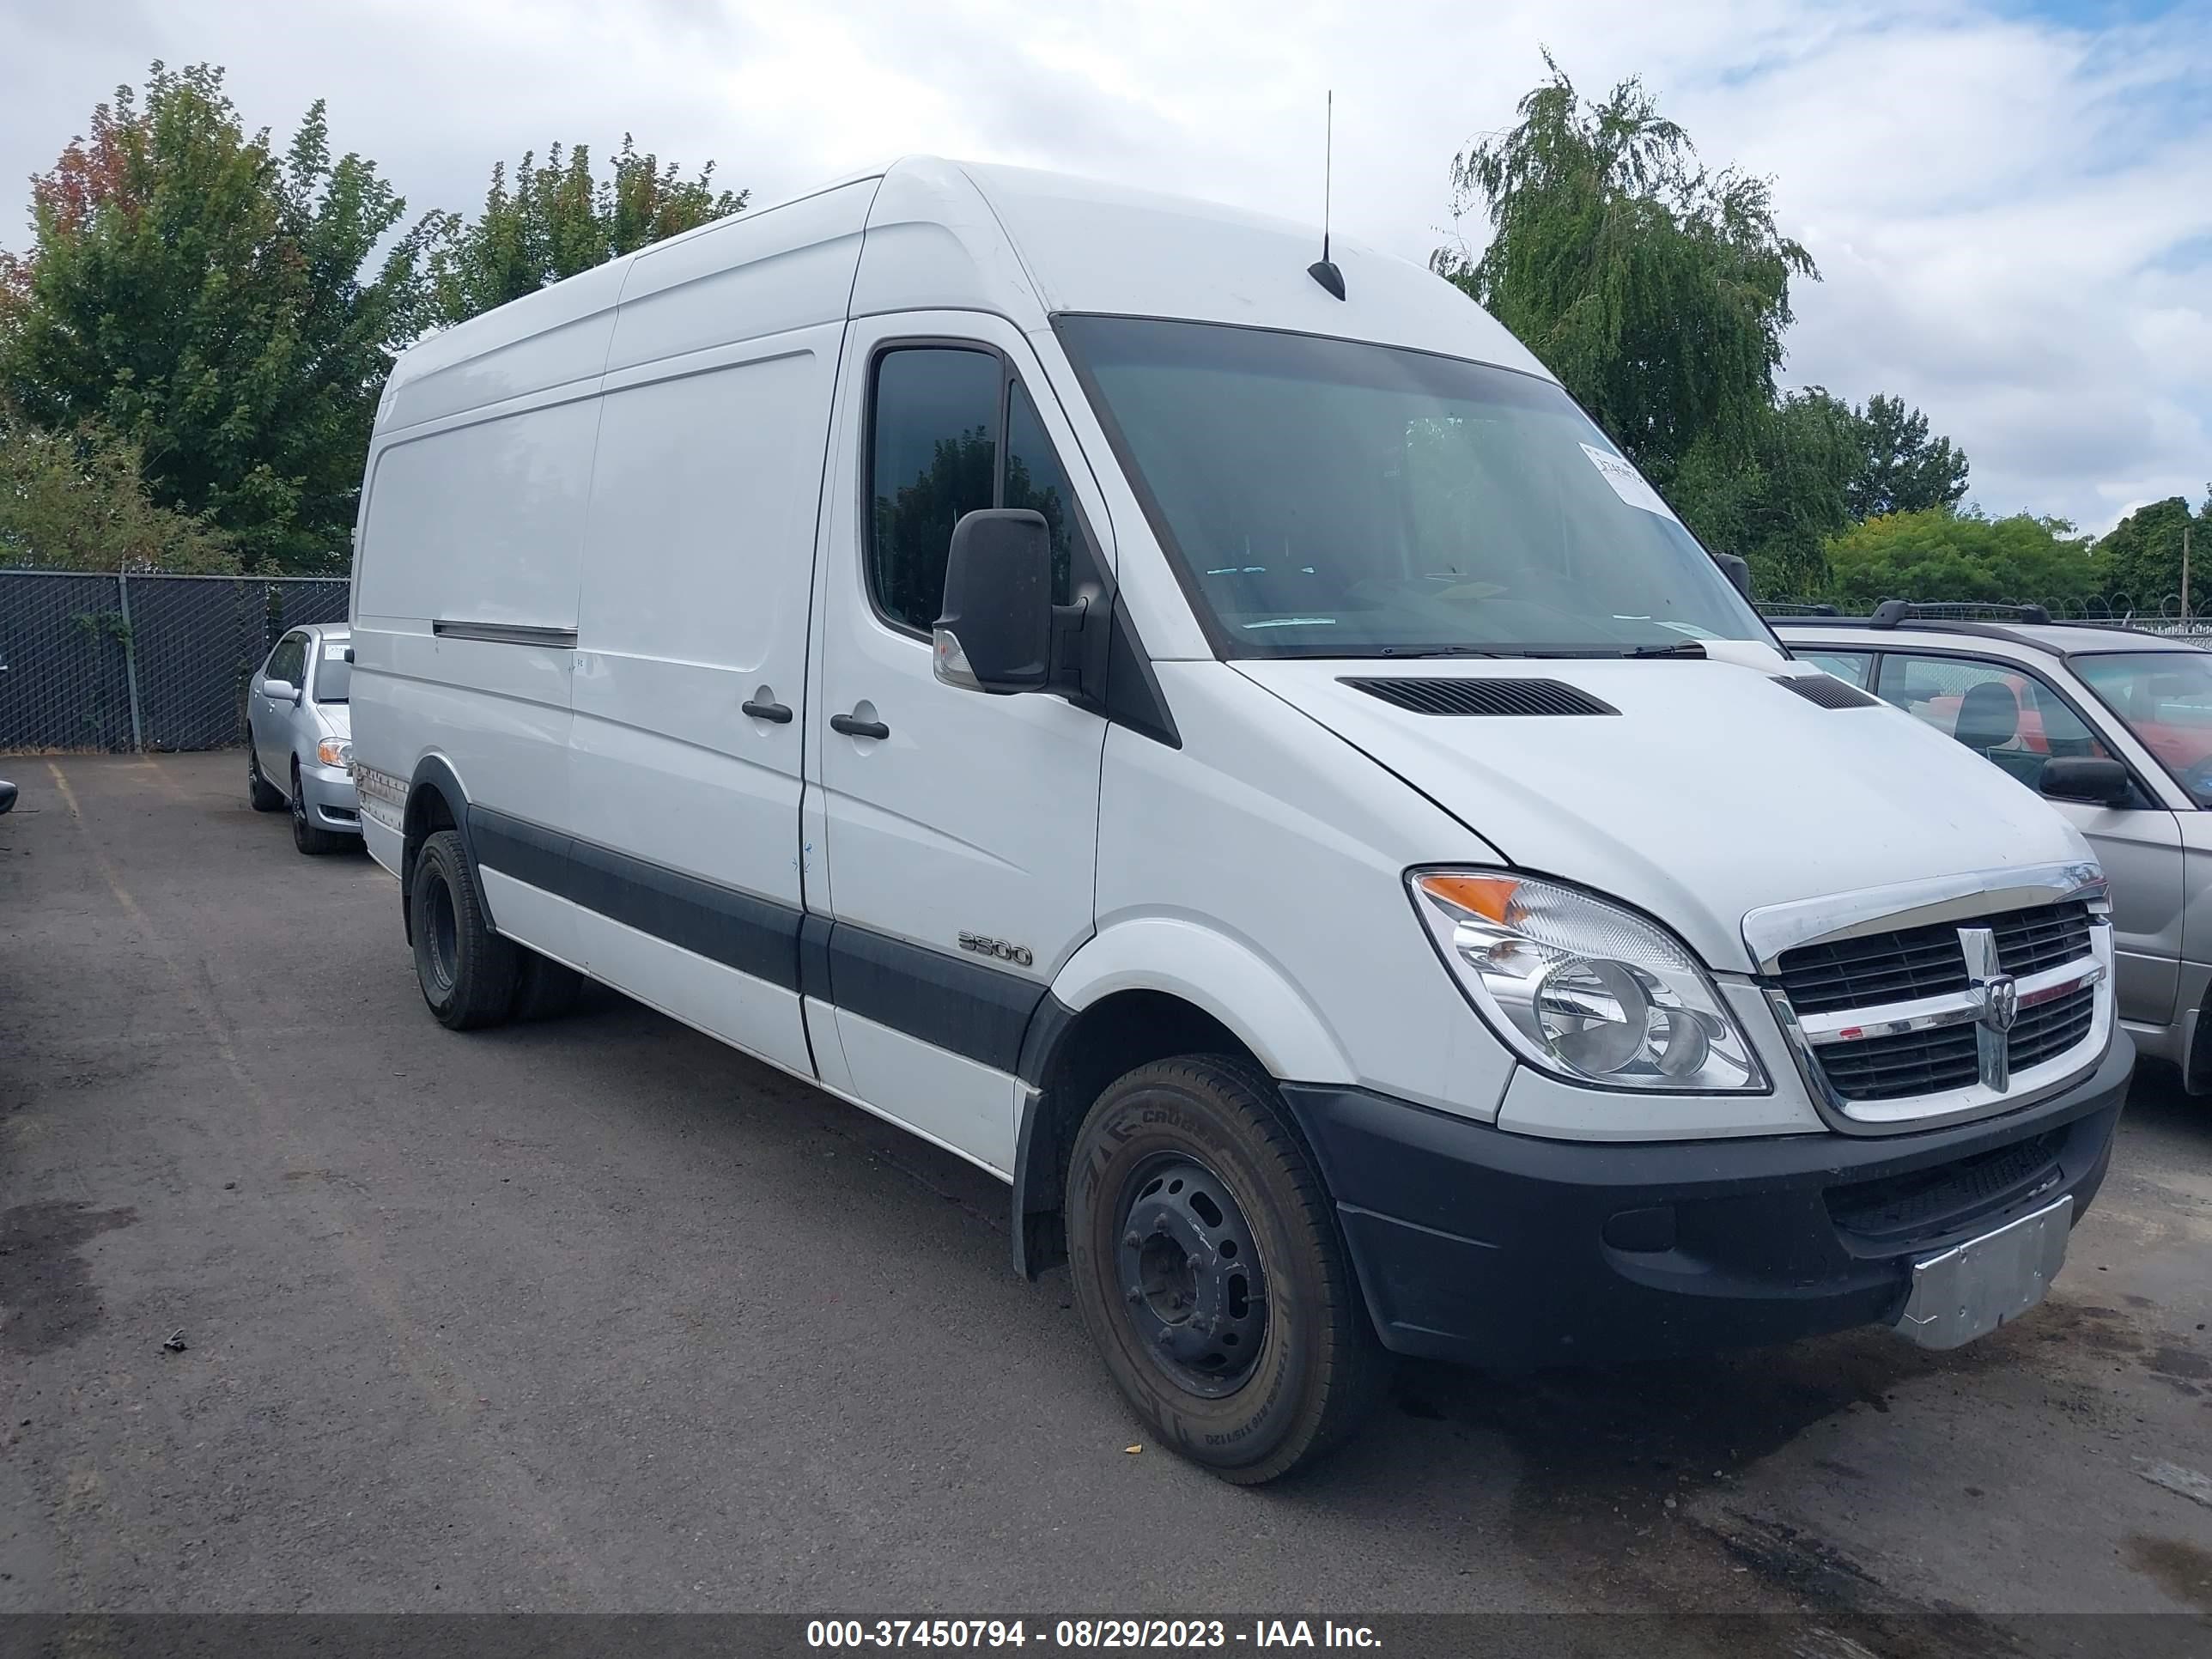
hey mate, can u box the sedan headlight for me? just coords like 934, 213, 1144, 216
1410, 870, 1765, 1093
316, 738, 352, 768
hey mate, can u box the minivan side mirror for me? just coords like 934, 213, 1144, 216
934, 509, 1053, 695
263, 678, 298, 704
1717, 552, 1753, 603
2040, 757, 2132, 809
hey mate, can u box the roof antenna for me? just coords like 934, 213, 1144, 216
1308, 90, 1346, 301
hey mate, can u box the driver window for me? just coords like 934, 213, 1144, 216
1879, 653, 2112, 790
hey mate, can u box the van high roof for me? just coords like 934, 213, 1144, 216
379, 156, 1553, 434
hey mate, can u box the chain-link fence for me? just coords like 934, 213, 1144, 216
0, 570, 351, 753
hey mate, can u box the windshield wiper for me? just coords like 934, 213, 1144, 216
1622, 640, 1707, 659
1373, 645, 1504, 659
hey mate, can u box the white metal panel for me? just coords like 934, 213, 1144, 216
356, 399, 599, 630
381, 259, 625, 431
954, 159, 1553, 377
849, 162, 1045, 327
829, 1008, 1020, 1177
1094, 660, 1512, 1123
477, 866, 583, 969
568, 329, 843, 1079
607, 178, 876, 373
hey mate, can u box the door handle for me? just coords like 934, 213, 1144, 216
742, 697, 793, 723
830, 712, 890, 741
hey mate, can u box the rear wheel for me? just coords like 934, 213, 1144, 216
1066, 1054, 1386, 1484
247, 746, 283, 811
509, 951, 585, 1022
289, 763, 346, 854
409, 829, 516, 1030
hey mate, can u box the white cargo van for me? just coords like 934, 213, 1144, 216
349, 158, 2131, 1482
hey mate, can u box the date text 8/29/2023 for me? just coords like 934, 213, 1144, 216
805, 1620, 1382, 1649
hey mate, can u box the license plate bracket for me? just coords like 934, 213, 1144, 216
1891, 1194, 2073, 1351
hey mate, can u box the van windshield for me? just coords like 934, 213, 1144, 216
1054, 315, 1768, 659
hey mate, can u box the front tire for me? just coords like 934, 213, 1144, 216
247, 746, 283, 811
409, 829, 517, 1030
289, 763, 347, 854
1066, 1055, 1385, 1484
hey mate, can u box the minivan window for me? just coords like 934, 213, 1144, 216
2072, 650, 2212, 805
1056, 316, 1768, 658
1878, 653, 2113, 793
869, 348, 1000, 634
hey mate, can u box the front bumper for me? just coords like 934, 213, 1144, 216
1279, 1033, 2132, 1371
298, 763, 362, 835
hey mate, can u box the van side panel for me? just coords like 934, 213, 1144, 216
352, 386, 605, 860
559, 184, 873, 1081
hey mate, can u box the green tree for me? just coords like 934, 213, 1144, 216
1846, 392, 1969, 519
2094, 492, 2212, 617
0, 64, 434, 572
1824, 507, 2098, 610
0, 398, 238, 573
1433, 52, 1814, 489
1671, 387, 1863, 595
424, 137, 745, 326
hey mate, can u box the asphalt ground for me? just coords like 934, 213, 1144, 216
3, 750, 2211, 1646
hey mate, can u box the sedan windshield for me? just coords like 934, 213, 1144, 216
2071, 650, 2212, 805
1054, 316, 1767, 658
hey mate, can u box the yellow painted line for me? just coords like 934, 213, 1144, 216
48, 761, 149, 927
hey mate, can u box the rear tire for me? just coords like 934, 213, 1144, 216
247, 746, 283, 811
1066, 1054, 1386, 1484
509, 951, 585, 1022
409, 829, 517, 1030
289, 763, 346, 854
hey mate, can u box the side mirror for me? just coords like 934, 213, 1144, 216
2041, 757, 2132, 809
0, 779, 16, 817
263, 678, 297, 703
934, 509, 1052, 694
1717, 552, 1753, 603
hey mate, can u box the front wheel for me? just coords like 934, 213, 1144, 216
289, 764, 347, 854
409, 830, 517, 1030
1066, 1055, 1385, 1484
247, 746, 283, 811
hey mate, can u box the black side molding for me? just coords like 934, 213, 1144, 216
433, 620, 579, 648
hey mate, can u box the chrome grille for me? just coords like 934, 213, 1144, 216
1814, 982, 2096, 1103
1756, 878, 2111, 1124
1775, 901, 2093, 1015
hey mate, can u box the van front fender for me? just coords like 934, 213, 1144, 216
1048, 917, 1353, 1085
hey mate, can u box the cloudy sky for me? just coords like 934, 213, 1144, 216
3, 0, 2207, 533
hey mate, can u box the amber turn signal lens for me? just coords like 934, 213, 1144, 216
1416, 872, 1520, 923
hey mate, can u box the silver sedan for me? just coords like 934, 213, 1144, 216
246, 624, 360, 854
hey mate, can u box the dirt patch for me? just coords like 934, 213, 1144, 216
0, 1200, 137, 1352
2124, 1533, 2212, 1612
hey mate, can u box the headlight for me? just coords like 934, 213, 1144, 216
316, 738, 352, 768
1409, 870, 1765, 1093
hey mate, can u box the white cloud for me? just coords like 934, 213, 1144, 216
1, 0, 2205, 532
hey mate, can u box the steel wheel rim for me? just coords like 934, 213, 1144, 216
1113, 1152, 1268, 1398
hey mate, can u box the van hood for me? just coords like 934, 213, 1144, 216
1234, 652, 2095, 975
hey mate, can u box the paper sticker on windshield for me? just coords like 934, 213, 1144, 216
1580, 444, 1678, 520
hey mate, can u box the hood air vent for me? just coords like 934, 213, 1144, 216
1774, 673, 1880, 709
1340, 678, 1620, 717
